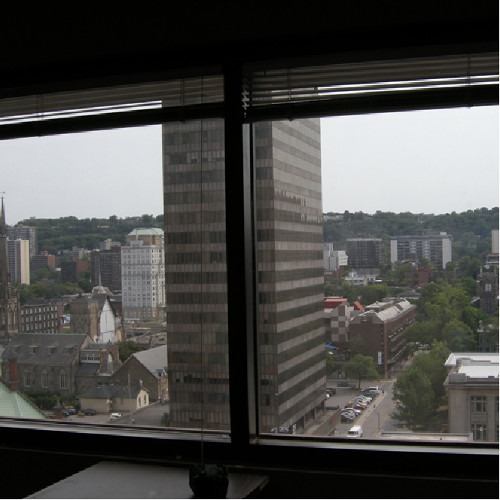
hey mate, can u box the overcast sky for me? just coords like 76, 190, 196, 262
1, 106, 498, 226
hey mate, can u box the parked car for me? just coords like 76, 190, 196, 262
326, 387, 336, 396
356, 395, 372, 404
83, 409, 96, 416
341, 413, 356, 423
354, 396, 371, 405
343, 407, 361, 416
337, 381, 350, 387
362, 386, 381, 396
346, 426, 363, 438
352, 402, 367, 410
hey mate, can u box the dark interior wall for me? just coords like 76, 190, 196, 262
0, 2, 498, 94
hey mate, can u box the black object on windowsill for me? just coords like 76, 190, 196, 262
189, 464, 229, 498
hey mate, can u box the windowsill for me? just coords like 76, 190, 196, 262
0, 417, 496, 457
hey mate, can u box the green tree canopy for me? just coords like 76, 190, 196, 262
343, 354, 379, 388
117, 340, 146, 362
392, 366, 436, 429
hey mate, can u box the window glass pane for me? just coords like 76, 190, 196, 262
163, 119, 230, 432
0, 121, 229, 433
257, 106, 499, 443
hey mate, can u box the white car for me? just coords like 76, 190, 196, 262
109, 413, 122, 421
346, 426, 363, 438
355, 396, 372, 404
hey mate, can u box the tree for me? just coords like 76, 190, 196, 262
325, 350, 336, 374
392, 366, 436, 429
117, 340, 146, 362
412, 343, 450, 407
343, 354, 379, 388
442, 319, 477, 351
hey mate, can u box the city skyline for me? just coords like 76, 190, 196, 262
0, 106, 498, 225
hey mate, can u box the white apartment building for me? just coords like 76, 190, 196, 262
323, 243, 348, 271
121, 228, 165, 322
7, 239, 30, 284
390, 232, 452, 269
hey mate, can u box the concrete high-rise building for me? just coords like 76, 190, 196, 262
390, 232, 453, 269
121, 228, 165, 322
7, 226, 37, 259
346, 238, 382, 270
163, 119, 325, 433
91, 245, 122, 292
7, 239, 30, 284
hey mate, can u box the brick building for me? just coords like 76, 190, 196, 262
111, 345, 168, 402
349, 299, 417, 377
20, 299, 64, 333
61, 259, 88, 284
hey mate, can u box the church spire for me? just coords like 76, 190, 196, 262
0, 194, 9, 300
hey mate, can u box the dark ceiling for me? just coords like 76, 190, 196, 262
0, 2, 498, 95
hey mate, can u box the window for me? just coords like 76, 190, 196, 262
23, 370, 31, 388
471, 396, 487, 414
0, 54, 497, 489
59, 370, 68, 390
41, 370, 48, 389
471, 423, 488, 441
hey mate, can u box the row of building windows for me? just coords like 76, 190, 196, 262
23, 369, 68, 389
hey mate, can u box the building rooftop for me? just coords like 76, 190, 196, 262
0, 381, 47, 419
127, 228, 164, 237
444, 353, 499, 384
132, 345, 168, 378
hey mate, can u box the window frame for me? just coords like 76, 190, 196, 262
0, 54, 497, 483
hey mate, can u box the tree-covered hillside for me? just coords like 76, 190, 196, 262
323, 208, 499, 263
14, 214, 163, 255
12, 208, 498, 261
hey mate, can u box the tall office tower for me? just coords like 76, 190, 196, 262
390, 231, 453, 269
7, 225, 37, 258
346, 238, 382, 269
7, 239, 30, 284
163, 119, 325, 433
91, 246, 122, 292
121, 228, 165, 322
0, 199, 20, 343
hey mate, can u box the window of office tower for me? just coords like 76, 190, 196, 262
0, 121, 230, 433
257, 106, 499, 442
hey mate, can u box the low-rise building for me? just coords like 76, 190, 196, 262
0, 380, 47, 419
20, 299, 64, 334
70, 292, 119, 344
349, 299, 417, 377
0, 333, 121, 397
111, 345, 168, 402
444, 352, 499, 442
324, 298, 363, 345
78, 384, 149, 414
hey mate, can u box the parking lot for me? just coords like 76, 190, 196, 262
324, 381, 388, 437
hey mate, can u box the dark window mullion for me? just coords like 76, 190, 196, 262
224, 62, 257, 446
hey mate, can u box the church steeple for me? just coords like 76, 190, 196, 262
0, 195, 10, 300
0, 196, 20, 343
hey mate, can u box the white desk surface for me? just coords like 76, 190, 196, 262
28, 460, 268, 499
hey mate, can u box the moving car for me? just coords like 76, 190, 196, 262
109, 413, 122, 421
346, 426, 363, 438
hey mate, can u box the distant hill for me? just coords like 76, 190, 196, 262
323, 207, 499, 263
13, 208, 498, 264
13, 214, 163, 255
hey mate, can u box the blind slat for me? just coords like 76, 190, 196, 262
243, 53, 499, 119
